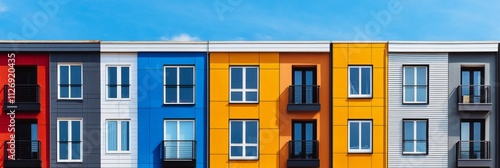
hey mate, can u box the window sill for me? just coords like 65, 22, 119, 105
348, 95, 372, 99
105, 151, 131, 154
229, 101, 259, 104
106, 98, 131, 101
402, 102, 429, 105
163, 103, 195, 105
229, 157, 259, 161
402, 152, 428, 155
348, 150, 372, 154
57, 160, 83, 163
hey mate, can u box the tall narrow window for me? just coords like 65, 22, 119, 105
164, 120, 195, 160
348, 120, 372, 153
107, 66, 130, 99
230, 67, 259, 103
164, 66, 195, 104
403, 119, 428, 154
57, 119, 82, 162
348, 66, 372, 98
229, 120, 258, 160
403, 66, 428, 104
107, 120, 130, 152
58, 64, 82, 99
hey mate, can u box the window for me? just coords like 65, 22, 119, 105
403, 66, 428, 104
58, 64, 82, 99
230, 67, 259, 103
57, 119, 82, 162
164, 66, 195, 104
348, 66, 372, 98
107, 66, 130, 99
230, 120, 258, 160
164, 120, 195, 159
348, 120, 372, 153
106, 120, 130, 153
403, 120, 428, 154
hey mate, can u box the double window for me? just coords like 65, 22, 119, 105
229, 120, 258, 160
58, 64, 82, 99
348, 120, 372, 153
403, 119, 428, 154
57, 119, 82, 162
230, 67, 259, 103
348, 66, 372, 98
106, 120, 130, 153
164, 66, 195, 104
164, 120, 195, 159
403, 66, 428, 104
107, 66, 130, 99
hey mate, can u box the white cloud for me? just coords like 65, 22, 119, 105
161, 33, 200, 41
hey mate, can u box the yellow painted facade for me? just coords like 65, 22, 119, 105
332, 43, 388, 168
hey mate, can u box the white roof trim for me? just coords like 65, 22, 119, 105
101, 41, 208, 52
389, 41, 498, 52
208, 41, 330, 52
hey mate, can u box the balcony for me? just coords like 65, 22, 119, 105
457, 85, 491, 112
287, 85, 320, 112
162, 140, 196, 168
287, 140, 319, 168
3, 85, 40, 112
4, 140, 41, 168
457, 141, 491, 167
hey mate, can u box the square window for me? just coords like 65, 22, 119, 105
230, 67, 259, 103
348, 120, 372, 153
348, 66, 372, 98
57, 119, 82, 162
106, 120, 130, 153
230, 120, 259, 160
163, 120, 195, 160
58, 64, 82, 99
106, 66, 131, 99
403, 66, 428, 104
403, 119, 428, 154
164, 66, 195, 104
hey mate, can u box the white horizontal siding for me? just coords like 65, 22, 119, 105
388, 53, 449, 167
100, 53, 138, 168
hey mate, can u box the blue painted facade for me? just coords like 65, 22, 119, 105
137, 52, 207, 168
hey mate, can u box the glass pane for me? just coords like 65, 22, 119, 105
416, 121, 427, 140
121, 121, 130, 151
416, 141, 426, 153
59, 121, 68, 141
361, 68, 371, 95
231, 68, 243, 89
179, 121, 194, 140
179, 86, 194, 103
60, 66, 69, 84
293, 123, 302, 140
231, 92, 243, 101
71, 65, 82, 84
109, 86, 117, 98
294, 71, 302, 85
416, 67, 427, 85
164, 141, 177, 159
108, 67, 117, 85
59, 142, 68, 160
230, 121, 243, 143
246, 121, 258, 143
165, 121, 178, 140
403, 141, 414, 152
246, 68, 258, 89
230, 146, 243, 156
305, 123, 313, 140
294, 85, 303, 104
349, 122, 359, 149
416, 86, 427, 102
305, 85, 313, 104
403, 121, 414, 140
165, 67, 177, 85
60, 86, 69, 98
179, 67, 194, 85
305, 71, 314, 85
404, 86, 414, 102
71, 86, 82, 98
473, 71, 481, 85
165, 86, 177, 103
461, 122, 470, 141
246, 146, 258, 156
121, 86, 129, 98
349, 68, 359, 94
71, 142, 81, 160
71, 121, 81, 141
361, 122, 370, 149
179, 140, 193, 159
404, 67, 414, 85
245, 92, 258, 102
108, 121, 117, 151
121, 67, 130, 85
461, 71, 470, 86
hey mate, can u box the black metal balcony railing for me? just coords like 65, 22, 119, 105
457, 141, 490, 160
288, 140, 319, 160
3, 140, 40, 160
288, 85, 320, 105
457, 85, 491, 104
3, 84, 40, 111
162, 140, 196, 161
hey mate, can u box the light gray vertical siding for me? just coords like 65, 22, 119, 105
388, 53, 449, 167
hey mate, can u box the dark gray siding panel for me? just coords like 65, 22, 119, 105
0, 43, 100, 52
50, 52, 101, 167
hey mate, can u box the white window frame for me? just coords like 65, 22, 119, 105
163, 120, 195, 159
163, 66, 196, 104
348, 120, 372, 153
402, 66, 428, 104
348, 66, 372, 98
106, 65, 131, 100
57, 63, 83, 99
229, 66, 259, 103
229, 120, 259, 160
403, 119, 428, 154
106, 120, 131, 153
57, 119, 83, 162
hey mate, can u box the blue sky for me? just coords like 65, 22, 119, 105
0, 0, 498, 41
